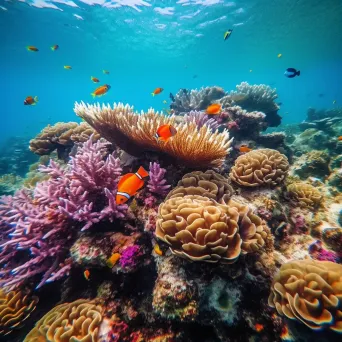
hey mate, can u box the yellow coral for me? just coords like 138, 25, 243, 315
287, 182, 323, 208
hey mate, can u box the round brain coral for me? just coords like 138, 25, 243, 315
230, 148, 289, 187
0, 289, 38, 336
156, 195, 270, 263
166, 170, 234, 204
268, 259, 342, 332
24, 299, 103, 342
287, 182, 323, 208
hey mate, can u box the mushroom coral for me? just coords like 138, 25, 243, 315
156, 195, 271, 263
268, 259, 342, 332
0, 289, 38, 336
74, 102, 233, 168
230, 148, 289, 187
24, 299, 103, 342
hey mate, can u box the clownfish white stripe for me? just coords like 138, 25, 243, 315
117, 191, 131, 199
135, 172, 143, 180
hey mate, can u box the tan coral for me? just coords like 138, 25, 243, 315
166, 170, 234, 204
0, 289, 38, 336
268, 259, 342, 332
287, 182, 323, 208
74, 102, 233, 168
156, 195, 270, 263
24, 299, 103, 342
230, 148, 289, 187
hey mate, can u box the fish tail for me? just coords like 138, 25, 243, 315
91, 93, 96, 98
296, 70, 300, 76
137, 166, 149, 179
34, 96, 38, 103
50, 46, 54, 51
151, 93, 155, 96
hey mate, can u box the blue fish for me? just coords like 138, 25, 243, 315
284, 68, 300, 78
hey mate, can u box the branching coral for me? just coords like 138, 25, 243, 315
147, 162, 171, 196
287, 182, 323, 209
24, 299, 104, 341
156, 195, 271, 263
0, 289, 38, 336
183, 111, 221, 131
268, 259, 342, 332
230, 149, 289, 187
74, 102, 232, 168
166, 170, 234, 204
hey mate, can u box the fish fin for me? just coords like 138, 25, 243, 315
296, 70, 300, 76
137, 166, 149, 179
118, 173, 133, 188
151, 93, 155, 96
34, 96, 38, 103
91, 93, 96, 98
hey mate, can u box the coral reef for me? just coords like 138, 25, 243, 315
0, 173, 23, 196
287, 182, 323, 209
147, 162, 171, 196
183, 110, 221, 131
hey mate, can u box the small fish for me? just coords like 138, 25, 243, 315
103, 70, 110, 74
91, 84, 111, 98
163, 100, 167, 104
51, 44, 59, 51
27, 46, 38, 52
155, 124, 177, 142
239, 145, 252, 153
249, 69, 253, 72
255, 324, 264, 332
106, 253, 121, 268
116, 166, 149, 204
206, 103, 221, 115
152, 87, 163, 96
84, 269, 90, 281
91, 76, 100, 83
64, 65, 72, 70
284, 68, 300, 78
277, 53, 282, 58
338, 136, 342, 141
277, 102, 283, 106
24, 96, 38, 106
170, 93, 175, 102
193, 74, 198, 78
333, 100, 336, 104
154, 244, 163, 256
223, 29, 233, 40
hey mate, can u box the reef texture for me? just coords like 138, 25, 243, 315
230, 149, 289, 187
268, 259, 342, 332
287, 182, 323, 209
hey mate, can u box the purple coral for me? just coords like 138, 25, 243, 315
147, 162, 171, 196
119, 245, 140, 269
184, 111, 221, 131
308, 240, 339, 263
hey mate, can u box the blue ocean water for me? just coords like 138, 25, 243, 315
1, 0, 342, 148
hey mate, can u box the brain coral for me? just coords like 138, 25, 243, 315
156, 195, 270, 263
287, 182, 323, 208
268, 259, 342, 332
166, 170, 234, 204
24, 299, 103, 342
0, 289, 38, 336
230, 148, 289, 187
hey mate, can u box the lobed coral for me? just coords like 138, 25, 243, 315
74, 102, 233, 168
156, 195, 271, 263
287, 182, 323, 209
0, 289, 38, 336
24, 299, 103, 341
268, 259, 342, 332
230, 149, 289, 187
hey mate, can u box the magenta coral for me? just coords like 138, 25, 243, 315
147, 162, 171, 196
119, 245, 140, 269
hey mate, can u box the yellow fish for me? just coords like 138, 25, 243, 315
106, 253, 121, 268
277, 53, 282, 58
154, 244, 163, 256
64, 65, 72, 70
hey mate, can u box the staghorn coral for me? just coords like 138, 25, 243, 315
147, 162, 171, 196
230, 149, 289, 187
74, 102, 233, 168
156, 195, 271, 263
287, 182, 323, 209
24, 299, 103, 341
166, 170, 234, 204
0, 289, 38, 336
268, 259, 342, 332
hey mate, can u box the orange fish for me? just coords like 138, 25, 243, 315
154, 244, 163, 256
51, 44, 59, 51
206, 103, 221, 115
254, 323, 264, 332
91, 84, 111, 98
116, 166, 149, 204
106, 253, 121, 268
103, 70, 110, 74
91, 76, 100, 83
338, 136, 342, 141
84, 269, 90, 281
151, 87, 163, 96
27, 46, 38, 52
239, 145, 252, 153
155, 124, 177, 142
24, 96, 38, 105
64, 65, 72, 70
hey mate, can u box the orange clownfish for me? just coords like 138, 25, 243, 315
24, 96, 38, 105
151, 87, 163, 96
239, 145, 252, 153
91, 76, 100, 83
116, 166, 149, 204
51, 44, 59, 51
106, 253, 121, 268
206, 103, 221, 115
27, 46, 38, 52
254, 323, 264, 332
64, 65, 72, 70
338, 136, 342, 141
91, 84, 111, 98
84, 269, 90, 281
155, 124, 177, 142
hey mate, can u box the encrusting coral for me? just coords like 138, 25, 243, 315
230, 149, 289, 187
24, 299, 103, 341
0, 289, 38, 336
287, 182, 323, 209
268, 259, 342, 332
74, 102, 233, 168
156, 195, 271, 263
